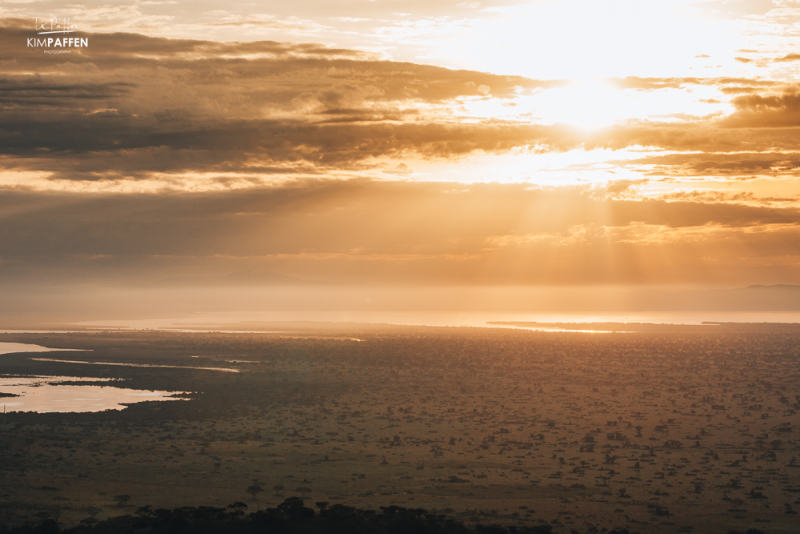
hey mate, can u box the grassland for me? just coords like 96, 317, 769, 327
0, 326, 798, 533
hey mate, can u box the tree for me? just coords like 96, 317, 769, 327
228, 502, 248, 518
315, 501, 329, 512
136, 506, 155, 519
296, 487, 311, 498
273, 484, 285, 497
246, 484, 264, 509
113, 495, 131, 507
247, 485, 264, 502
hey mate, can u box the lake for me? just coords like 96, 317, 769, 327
0, 342, 86, 356
0, 342, 190, 413
0, 376, 189, 413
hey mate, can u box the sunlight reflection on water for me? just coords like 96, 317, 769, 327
0, 342, 86, 356
29, 357, 240, 373
0, 342, 191, 413
0, 375, 189, 413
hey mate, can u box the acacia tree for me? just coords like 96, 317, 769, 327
246, 485, 264, 510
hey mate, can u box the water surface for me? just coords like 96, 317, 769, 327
0, 342, 86, 355
30, 357, 240, 373
0, 342, 191, 412
0, 376, 188, 413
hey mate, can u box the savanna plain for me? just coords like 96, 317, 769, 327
0, 325, 798, 534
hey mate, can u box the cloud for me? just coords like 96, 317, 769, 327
0, 6, 798, 315
723, 88, 800, 127
0, 18, 577, 178
774, 52, 800, 61
382, 163, 414, 175
608, 76, 778, 91
4, 19, 800, 183
609, 152, 800, 178
0, 115, 581, 179
0, 180, 798, 286
0, 77, 135, 108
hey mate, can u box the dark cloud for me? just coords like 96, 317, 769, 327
0, 17, 577, 177
723, 88, 800, 127
0, 113, 580, 178
0, 19, 554, 103
0, 17, 368, 60
0, 78, 134, 108
579, 118, 800, 154
609, 152, 800, 177
774, 53, 800, 62
4, 18, 800, 180
609, 76, 778, 91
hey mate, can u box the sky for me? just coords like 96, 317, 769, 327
1, 0, 799, 322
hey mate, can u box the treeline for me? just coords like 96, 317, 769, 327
0, 497, 565, 534
0, 498, 767, 534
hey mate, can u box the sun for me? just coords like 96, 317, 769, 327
531, 79, 629, 129
522, 78, 723, 130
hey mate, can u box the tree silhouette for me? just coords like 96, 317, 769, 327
246, 485, 264, 509
24, 500, 563, 534
227, 502, 248, 518
273, 484, 285, 497
113, 495, 131, 508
